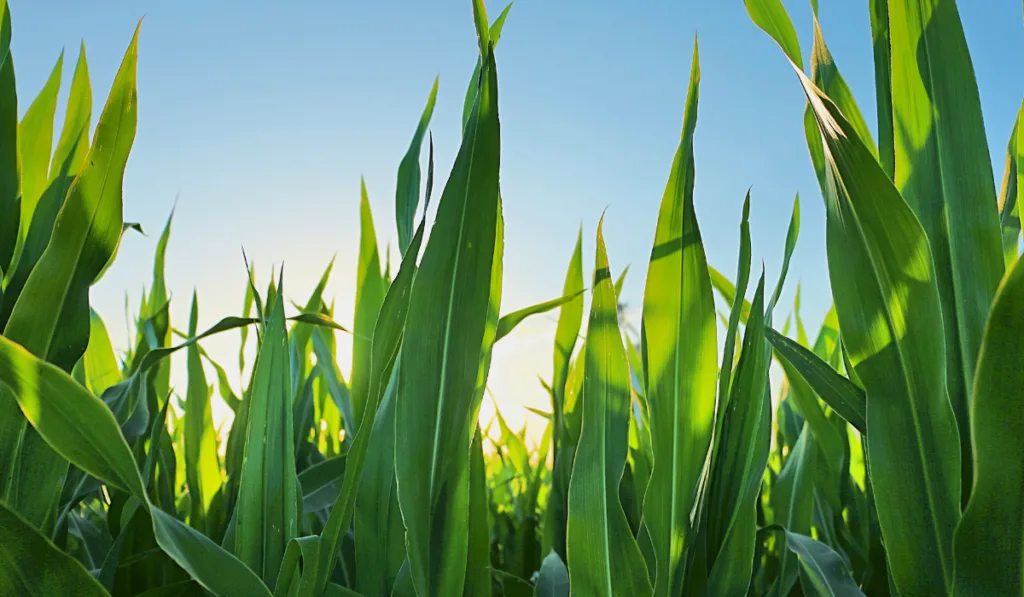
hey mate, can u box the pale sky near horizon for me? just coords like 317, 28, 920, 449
7, 0, 1024, 445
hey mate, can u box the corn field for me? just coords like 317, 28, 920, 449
1, 0, 1022, 595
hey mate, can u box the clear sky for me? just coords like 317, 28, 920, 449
8, 0, 1024, 443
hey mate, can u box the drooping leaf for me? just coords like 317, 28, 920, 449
765, 328, 865, 434
0, 501, 107, 597
494, 289, 585, 342
763, 525, 865, 597
0, 25, 139, 533
789, 48, 960, 596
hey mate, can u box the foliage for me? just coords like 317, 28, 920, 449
1, 0, 1023, 596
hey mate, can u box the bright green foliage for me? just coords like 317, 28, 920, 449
566, 219, 653, 597
953, 256, 1024, 596
393, 39, 502, 596
638, 40, 717, 597
0, 2, 1022, 597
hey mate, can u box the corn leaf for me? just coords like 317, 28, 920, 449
534, 551, 569, 597
352, 179, 387, 427
763, 524, 865, 597
0, 0, 17, 273
0, 26, 139, 535
889, 0, 1005, 498
82, 307, 121, 397
998, 112, 1020, 266
792, 54, 961, 595
0, 500, 107, 596
461, 3, 512, 130
13, 50, 62, 264
393, 43, 502, 597
765, 328, 866, 434
395, 78, 437, 255
311, 143, 434, 597
464, 426, 492, 597
354, 359, 405, 596
869, 0, 894, 178
565, 219, 653, 597
234, 278, 298, 588
703, 275, 770, 597
638, 40, 716, 597
494, 289, 585, 343
184, 292, 220, 532
953, 255, 1024, 596
770, 425, 817, 596
1, 46, 91, 320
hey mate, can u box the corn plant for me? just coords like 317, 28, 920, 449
1, 0, 1023, 596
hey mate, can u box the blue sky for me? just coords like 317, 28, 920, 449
8, 0, 1024, 439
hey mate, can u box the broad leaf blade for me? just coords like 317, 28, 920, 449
0, 501, 107, 596
889, 0, 1004, 501
565, 220, 653, 597
953, 256, 1024, 596
393, 45, 502, 597
638, 41, 716, 597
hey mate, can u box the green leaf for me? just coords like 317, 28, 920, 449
184, 292, 220, 532
0, 0, 18, 273
50, 43, 92, 178
637, 40, 716, 597
770, 425, 817, 596
494, 289, 585, 342
464, 426, 492, 597
0, 323, 271, 597
548, 227, 584, 562
149, 507, 273, 597
13, 50, 62, 265
297, 453, 345, 513
889, 0, 1005, 507
395, 78, 437, 255
789, 50, 961, 596
763, 525, 865, 597
999, 111, 1020, 266
393, 46, 502, 597
354, 361, 405, 596
461, 3, 512, 131
351, 179, 387, 427
765, 328, 866, 434
310, 328, 355, 441
311, 201, 431, 597
744, 0, 803, 69
234, 281, 298, 588
534, 551, 569, 597
565, 218, 653, 597
869, 0, 894, 179
703, 275, 770, 597
0, 501, 108, 596
1, 21, 137, 367
0, 30, 140, 529
953, 256, 1024, 596
1, 45, 91, 319
81, 307, 122, 397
